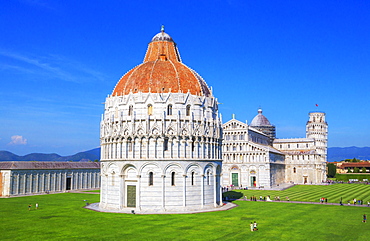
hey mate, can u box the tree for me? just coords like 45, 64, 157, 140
327, 163, 336, 178
353, 167, 360, 173
347, 168, 352, 173
362, 167, 367, 173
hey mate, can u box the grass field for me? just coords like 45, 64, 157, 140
224, 183, 370, 203
335, 174, 370, 181
1, 185, 370, 240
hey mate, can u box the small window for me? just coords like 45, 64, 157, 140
207, 171, 210, 185
128, 139, 133, 152
191, 172, 195, 186
128, 105, 133, 116
164, 138, 169, 151
149, 172, 153, 186
297, 144, 299, 148
167, 104, 173, 116
293, 167, 296, 173
148, 104, 153, 116
171, 172, 175, 186
186, 105, 191, 116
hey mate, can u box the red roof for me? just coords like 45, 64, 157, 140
112, 30, 210, 97
339, 162, 370, 169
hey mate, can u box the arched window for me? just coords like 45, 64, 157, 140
171, 172, 175, 186
149, 172, 153, 186
128, 139, 133, 152
186, 105, 191, 116
293, 167, 296, 173
167, 104, 172, 116
191, 171, 195, 186
207, 171, 210, 185
128, 105, 133, 116
163, 138, 168, 151
148, 104, 153, 116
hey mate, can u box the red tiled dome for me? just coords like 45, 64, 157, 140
112, 29, 210, 97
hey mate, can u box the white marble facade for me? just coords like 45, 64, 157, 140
99, 28, 223, 212
222, 111, 327, 188
222, 119, 285, 188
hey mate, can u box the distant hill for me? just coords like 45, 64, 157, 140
327, 146, 370, 162
0, 148, 100, 162
1, 146, 369, 162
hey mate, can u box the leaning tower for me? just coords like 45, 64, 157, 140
306, 111, 328, 159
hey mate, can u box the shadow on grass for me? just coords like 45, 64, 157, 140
223, 191, 243, 201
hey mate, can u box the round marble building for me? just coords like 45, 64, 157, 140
99, 28, 223, 212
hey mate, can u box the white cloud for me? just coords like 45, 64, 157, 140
8, 135, 27, 145
0, 50, 107, 83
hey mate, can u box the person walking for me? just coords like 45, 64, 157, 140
363, 214, 367, 223
250, 222, 254, 232
35, 203, 39, 209
28, 204, 31, 211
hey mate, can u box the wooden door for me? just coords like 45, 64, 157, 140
127, 185, 136, 207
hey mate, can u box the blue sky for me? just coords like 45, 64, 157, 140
1, 0, 369, 156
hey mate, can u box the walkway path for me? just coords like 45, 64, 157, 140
85, 202, 238, 215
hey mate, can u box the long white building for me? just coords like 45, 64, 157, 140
0, 162, 100, 197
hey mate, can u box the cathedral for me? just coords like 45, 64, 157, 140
99, 27, 223, 212
222, 109, 328, 188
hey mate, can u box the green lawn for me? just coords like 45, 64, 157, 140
225, 184, 370, 203
1, 185, 370, 240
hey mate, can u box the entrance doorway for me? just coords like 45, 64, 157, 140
127, 185, 136, 207
250, 176, 256, 187
304, 176, 308, 184
231, 173, 239, 186
66, 177, 71, 190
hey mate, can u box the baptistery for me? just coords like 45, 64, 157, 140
99, 27, 223, 212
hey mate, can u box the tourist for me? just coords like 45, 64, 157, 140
354, 198, 357, 205
253, 221, 258, 231
35, 203, 38, 209
250, 222, 254, 232
28, 204, 31, 211
363, 214, 367, 223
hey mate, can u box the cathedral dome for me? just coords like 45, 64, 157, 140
250, 108, 272, 126
112, 28, 211, 97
